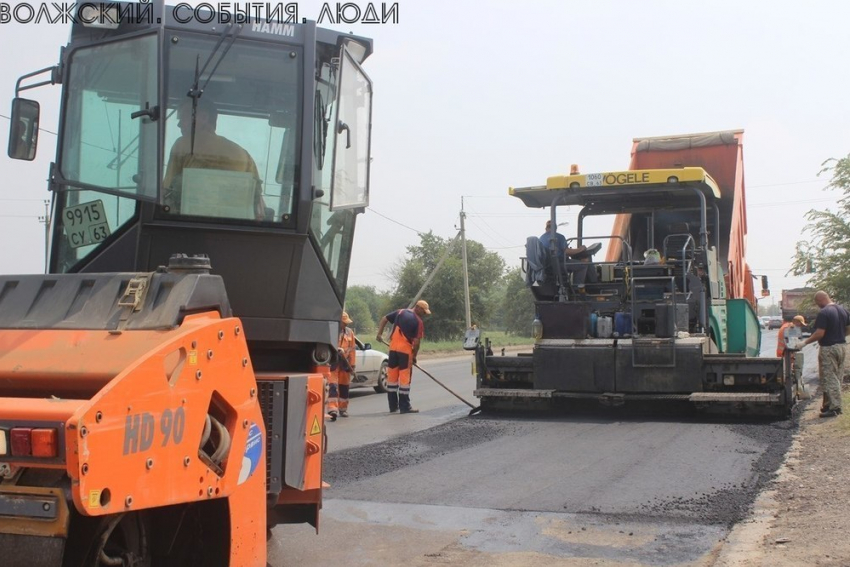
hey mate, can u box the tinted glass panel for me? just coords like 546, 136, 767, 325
160, 35, 301, 224
60, 35, 158, 200
330, 48, 372, 211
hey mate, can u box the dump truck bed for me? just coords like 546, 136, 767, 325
608, 130, 755, 305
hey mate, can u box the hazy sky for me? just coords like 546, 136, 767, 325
1, 0, 848, 307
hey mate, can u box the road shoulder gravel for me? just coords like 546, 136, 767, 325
715, 384, 850, 566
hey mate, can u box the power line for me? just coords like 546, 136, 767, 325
749, 179, 822, 189
451, 181, 825, 193
459, 195, 513, 199
486, 244, 525, 250
467, 213, 544, 218
459, 180, 825, 194
366, 207, 426, 235
464, 209, 514, 249
0, 112, 58, 136
465, 217, 511, 249
749, 197, 836, 208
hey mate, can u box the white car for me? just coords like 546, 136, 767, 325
350, 337, 388, 393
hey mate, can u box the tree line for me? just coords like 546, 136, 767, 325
791, 153, 850, 304
344, 231, 535, 341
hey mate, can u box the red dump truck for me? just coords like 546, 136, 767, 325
608, 130, 758, 308
781, 288, 817, 328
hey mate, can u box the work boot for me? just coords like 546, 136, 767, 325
399, 394, 418, 414
339, 409, 348, 418
387, 391, 398, 413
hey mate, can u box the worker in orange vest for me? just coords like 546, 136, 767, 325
336, 311, 357, 418
328, 311, 357, 420
777, 315, 808, 400
777, 315, 805, 357
376, 300, 431, 414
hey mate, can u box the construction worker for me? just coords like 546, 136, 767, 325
540, 220, 567, 258
336, 312, 357, 418
540, 220, 597, 290
376, 300, 431, 414
776, 315, 795, 357
777, 315, 808, 399
327, 312, 357, 420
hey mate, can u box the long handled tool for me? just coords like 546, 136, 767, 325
380, 339, 482, 416
413, 362, 482, 416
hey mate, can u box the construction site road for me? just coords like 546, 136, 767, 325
271, 330, 799, 566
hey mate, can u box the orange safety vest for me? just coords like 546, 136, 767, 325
776, 322, 792, 357
339, 327, 356, 369
388, 309, 422, 353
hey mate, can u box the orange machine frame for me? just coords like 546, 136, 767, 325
0, 311, 325, 566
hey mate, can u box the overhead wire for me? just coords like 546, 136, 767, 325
0, 115, 833, 193
465, 217, 511, 249
749, 179, 822, 188
366, 207, 426, 235
464, 210, 514, 248
467, 213, 544, 218
749, 197, 838, 208
0, 112, 58, 136
456, 195, 512, 199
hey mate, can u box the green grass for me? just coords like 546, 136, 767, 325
834, 391, 850, 435
366, 331, 535, 355
419, 331, 535, 354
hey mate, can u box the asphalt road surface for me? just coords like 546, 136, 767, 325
271, 330, 805, 566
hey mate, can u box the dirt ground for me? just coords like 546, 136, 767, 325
717, 379, 850, 566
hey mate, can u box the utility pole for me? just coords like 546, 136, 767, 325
460, 197, 471, 329
37, 199, 50, 273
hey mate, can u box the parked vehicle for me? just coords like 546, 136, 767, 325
781, 288, 817, 330
352, 338, 389, 393
768, 317, 784, 330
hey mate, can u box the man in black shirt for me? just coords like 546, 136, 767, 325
802, 291, 850, 417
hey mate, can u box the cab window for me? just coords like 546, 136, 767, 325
59, 34, 158, 201
160, 34, 301, 224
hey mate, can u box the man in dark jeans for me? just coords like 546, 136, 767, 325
802, 291, 850, 417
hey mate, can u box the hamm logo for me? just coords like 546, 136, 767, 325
251, 22, 295, 36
